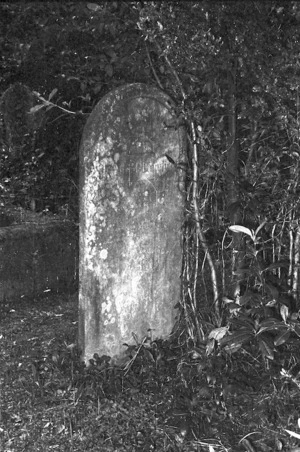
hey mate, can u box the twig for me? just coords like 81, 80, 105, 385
32, 92, 83, 116
145, 42, 164, 90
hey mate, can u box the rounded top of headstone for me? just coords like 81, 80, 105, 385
80, 82, 185, 196
0, 82, 44, 152
96, 83, 175, 109
81, 83, 177, 143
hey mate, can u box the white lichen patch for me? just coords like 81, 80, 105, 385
99, 249, 108, 260
101, 296, 116, 326
113, 152, 120, 163
104, 317, 115, 326
83, 138, 126, 268
95, 136, 114, 157
102, 296, 112, 314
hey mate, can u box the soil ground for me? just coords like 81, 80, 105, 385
1, 292, 300, 451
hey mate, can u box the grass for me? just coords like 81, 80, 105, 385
1, 292, 300, 451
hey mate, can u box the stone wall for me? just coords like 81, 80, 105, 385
0, 220, 78, 302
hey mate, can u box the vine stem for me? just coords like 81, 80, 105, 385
191, 121, 220, 325
32, 92, 81, 116
293, 223, 300, 298
145, 42, 164, 90
154, 36, 221, 325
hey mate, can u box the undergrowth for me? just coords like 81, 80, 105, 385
1, 292, 300, 451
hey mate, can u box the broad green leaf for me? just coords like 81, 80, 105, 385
254, 220, 267, 236
292, 324, 300, 337
258, 318, 279, 328
229, 225, 254, 239
266, 283, 279, 301
189, 346, 206, 359
284, 429, 300, 439
30, 104, 45, 113
86, 3, 102, 11
224, 343, 242, 354
233, 268, 251, 278
105, 63, 114, 77
48, 88, 58, 100
230, 314, 255, 329
239, 290, 261, 306
222, 297, 235, 304
280, 304, 289, 322
226, 302, 242, 314
258, 335, 274, 360
206, 338, 215, 355
208, 326, 228, 341
220, 329, 253, 348
274, 330, 290, 346
264, 261, 289, 272
257, 318, 286, 334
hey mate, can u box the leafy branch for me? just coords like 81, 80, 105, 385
30, 89, 87, 116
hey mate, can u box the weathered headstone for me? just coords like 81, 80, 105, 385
79, 83, 186, 363
0, 83, 43, 157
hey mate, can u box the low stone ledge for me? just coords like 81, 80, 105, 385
0, 220, 78, 302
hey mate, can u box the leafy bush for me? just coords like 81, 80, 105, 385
209, 224, 300, 360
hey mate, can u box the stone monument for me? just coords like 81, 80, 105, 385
0, 83, 43, 157
79, 83, 186, 363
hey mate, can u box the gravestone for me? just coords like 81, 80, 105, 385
79, 83, 186, 363
0, 83, 43, 157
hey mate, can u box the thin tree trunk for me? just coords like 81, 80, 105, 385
191, 121, 220, 324
226, 64, 243, 300
292, 224, 300, 302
